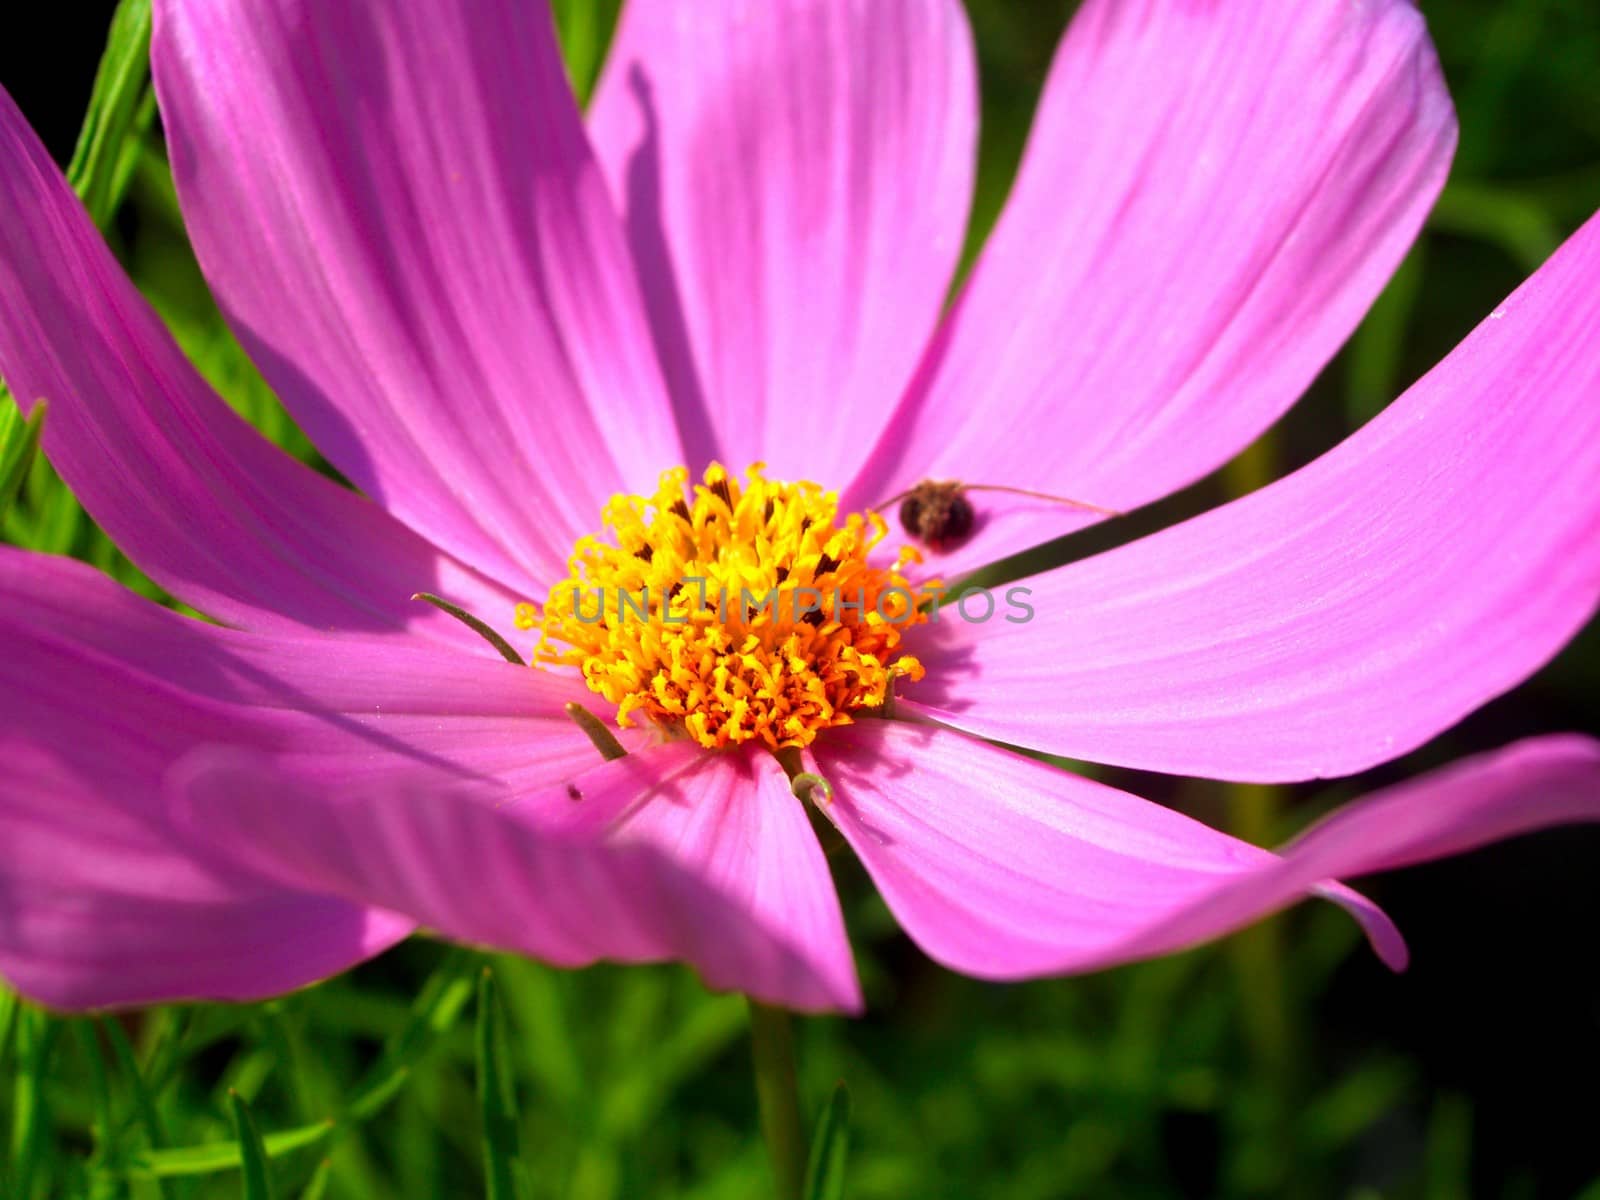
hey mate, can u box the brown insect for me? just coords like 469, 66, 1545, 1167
881, 480, 1121, 552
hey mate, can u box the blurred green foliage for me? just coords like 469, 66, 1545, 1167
2, 1, 1598, 1197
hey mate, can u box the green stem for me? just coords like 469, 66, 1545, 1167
1223, 437, 1302, 1195
1224, 783, 1292, 1070
748, 1000, 806, 1200
1221, 441, 1291, 1070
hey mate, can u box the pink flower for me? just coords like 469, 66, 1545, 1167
1, 0, 1598, 1015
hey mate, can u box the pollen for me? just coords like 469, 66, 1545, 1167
522, 463, 930, 752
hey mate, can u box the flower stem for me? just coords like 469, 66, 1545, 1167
748, 999, 806, 1200
1225, 783, 1293, 1067
1223, 434, 1304, 1195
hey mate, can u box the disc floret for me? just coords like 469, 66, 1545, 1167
523, 464, 929, 751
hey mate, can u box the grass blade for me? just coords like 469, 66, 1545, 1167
132, 1122, 334, 1180
68, 0, 155, 224
0, 399, 45, 522
125, 952, 477, 1184
9, 1007, 59, 1200
297, 1158, 333, 1200
346, 949, 478, 1121
74, 1021, 125, 1200
1430, 182, 1561, 274
101, 1018, 167, 1150
476, 969, 524, 1200
0, 983, 16, 1072
551, 0, 622, 104
803, 1083, 851, 1200
228, 1090, 277, 1200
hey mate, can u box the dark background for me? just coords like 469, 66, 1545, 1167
2, 2, 1597, 1197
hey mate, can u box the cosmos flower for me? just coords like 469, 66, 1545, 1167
1, 0, 1598, 1015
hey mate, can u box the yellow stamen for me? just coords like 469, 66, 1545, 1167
523, 463, 930, 751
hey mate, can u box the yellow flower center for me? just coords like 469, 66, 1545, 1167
519, 463, 929, 751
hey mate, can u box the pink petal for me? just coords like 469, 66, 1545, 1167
906, 210, 1600, 782
0, 549, 618, 782
0, 547, 632, 1007
811, 723, 1600, 980
0, 795, 410, 1011
587, 0, 976, 483
848, 0, 1456, 578
0, 555, 410, 1008
13, 551, 858, 1011
0, 87, 519, 646
153, 0, 682, 588
175, 743, 861, 1014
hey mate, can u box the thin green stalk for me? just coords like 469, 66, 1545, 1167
475, 969, 524, 1200
1222, 438, 1301, 1195
803, 1083, 851, 1200
101, 1019, 165, 1150
1224, 783, 1292, 1070
10, 1008, 59, 1200
74, 1022, 122, 1199
748, 1000, 806, 1200
0, 984, 17, 1073
297, 1159, 333, 1200
68, 0, 154, 224
1206, 390, 1291, 1057
229, 1090, 276, 1200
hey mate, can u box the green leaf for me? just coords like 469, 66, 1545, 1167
131, 1122, 333, 1180
16, 454, 87, 555
101, 1018, 168, 1152
100, 1018, 169, 1200
120, 1007, 189, 1106
345, 949, 478, 1121
73, 1023, 117, 1172
68, 0, 155, 225
597, 988, 746, 1139
1423, 1092, 1474, 1200
489, 959, 583, 1117
803, 1083, 852, 1200
1301, 1059, 1412, 1151
126, 952, 477, 1185
9, 1006, 59, 1200
228, 1090, 277, 1200
476, 969, 525, 1200
297, 1158, 333, 1200
551, 0, 622, 105
0, 399, 46, 523
0, 980, 16, 1071
1430, 181, 1562, 274
1344, 244, 1428, 427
